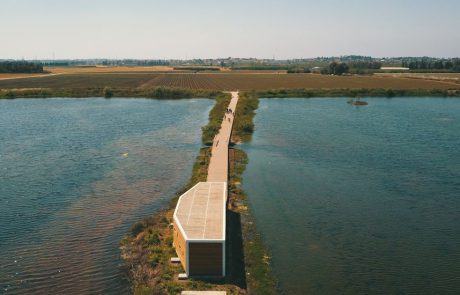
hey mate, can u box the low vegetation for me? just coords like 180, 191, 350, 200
248, 88, 460, 98
173, 66, 221, 72
0, 86, 222, 99
231, 93, 259, 143
201, 93, 232, 145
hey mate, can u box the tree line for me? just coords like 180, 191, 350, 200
402, 58, 460, 71
0, 61, 44, 73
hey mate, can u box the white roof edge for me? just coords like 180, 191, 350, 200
173, 182, 202, 241
187, 238, 226, 242
222, 182, 227, 241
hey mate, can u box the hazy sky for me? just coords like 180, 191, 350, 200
1, 0, 459, 59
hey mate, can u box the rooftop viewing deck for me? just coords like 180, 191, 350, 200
173, 182, 226, 240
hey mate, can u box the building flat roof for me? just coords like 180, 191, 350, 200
174, 182, 226, 241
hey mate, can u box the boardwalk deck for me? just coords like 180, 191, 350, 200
207, 91, 239, 183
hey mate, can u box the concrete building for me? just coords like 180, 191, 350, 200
173, 182, 227, 277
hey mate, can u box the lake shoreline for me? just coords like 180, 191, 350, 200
1, 86, 460, 100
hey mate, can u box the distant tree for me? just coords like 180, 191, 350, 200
327, 62, 349, 75
348, 61, 382, 69
103, 87, 113, 98
287, 67, 311, 73
0, 61, 44, 73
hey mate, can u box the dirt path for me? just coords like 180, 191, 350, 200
0, 73, 61, 81
207, 91, 239, 183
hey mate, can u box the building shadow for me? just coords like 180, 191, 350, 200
225, 208, 247, 288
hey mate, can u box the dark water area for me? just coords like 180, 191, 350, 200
242, 97, 460, 294
0, 98, 212, 294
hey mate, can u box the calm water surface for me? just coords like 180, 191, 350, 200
0, 98, 212, 294
242, 97, 460, 294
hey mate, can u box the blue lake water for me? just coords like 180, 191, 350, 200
0, 98, 212, 294
241, 97, 460, 294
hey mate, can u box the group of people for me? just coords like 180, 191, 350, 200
225, 107, 234, 122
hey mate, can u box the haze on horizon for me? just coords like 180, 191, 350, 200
1, 0, 459, 60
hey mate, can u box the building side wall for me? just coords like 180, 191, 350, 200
173, 220, 187, 271
188, 242, 223, 276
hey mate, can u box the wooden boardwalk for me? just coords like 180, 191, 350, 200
207, 91, 239, 183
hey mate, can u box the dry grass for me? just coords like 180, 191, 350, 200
1, 72, 460, 91
0, 73, 51, 80
376, 73, 460, 85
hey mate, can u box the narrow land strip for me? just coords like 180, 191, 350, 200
207, 91, 239, 183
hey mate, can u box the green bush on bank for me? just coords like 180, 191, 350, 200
0, 86, 223, 100
201, 93, 232, 145
232, 92, 259, 142
103, 86, 113, 98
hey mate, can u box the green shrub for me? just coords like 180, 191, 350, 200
145, 229, 161, 245
165, 282, 183, 294
148, 253, 161, 267
103, 86, 113, 98
130, 221, 145, 237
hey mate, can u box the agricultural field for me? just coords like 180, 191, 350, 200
44, 66, 175, 74
1, 72, 459, 91
376, 72, 460, 85
0, 73, 50, 80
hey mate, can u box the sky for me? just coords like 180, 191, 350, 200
1, 0, 459, 59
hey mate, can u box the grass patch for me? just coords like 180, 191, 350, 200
201, 93, 232, 145
231, 93, 259, 143
0, 86, 223, 99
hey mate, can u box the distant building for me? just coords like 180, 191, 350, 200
311, 66, 322, 74
380, 67, 410, 71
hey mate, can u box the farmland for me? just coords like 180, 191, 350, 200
1, 72, 460, 91
376, 72, 460, 85
44, 66, 175, 74
0, 73, 50, 80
